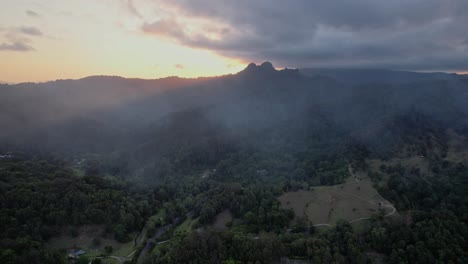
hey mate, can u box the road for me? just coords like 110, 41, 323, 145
135, 210, 194, 264
136, 224, 172, 264
312, 223, 331, 227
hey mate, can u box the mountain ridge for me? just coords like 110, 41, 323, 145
3, 62, 464, 86
1, 61, 467, 166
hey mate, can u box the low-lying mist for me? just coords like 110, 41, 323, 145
1, 63, 467, 182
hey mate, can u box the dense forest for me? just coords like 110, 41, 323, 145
0, 156, 154, 263
148, 158, 467, 263
0, 65, 467, 263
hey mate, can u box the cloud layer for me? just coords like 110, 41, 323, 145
141, 0, 468, 71
26, 10, 40, 17
18, 26, 43, 36
0, 41, 34, 51
0, 26, 42, 52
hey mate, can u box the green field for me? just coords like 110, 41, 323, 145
278, 179, 396, 226
174, 216, 196, 235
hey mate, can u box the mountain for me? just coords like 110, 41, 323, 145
1, 63, 467, 264
1, 63, 467, 177
301, 68, 460, 85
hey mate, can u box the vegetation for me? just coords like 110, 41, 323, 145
0, 66, 467, 263
0, 157, 151, 263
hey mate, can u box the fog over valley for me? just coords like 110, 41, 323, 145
1, 1, 467, 264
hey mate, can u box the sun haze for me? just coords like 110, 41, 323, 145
1, 0, 468, 83
0, 0, 245, 83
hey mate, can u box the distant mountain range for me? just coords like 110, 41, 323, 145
1, 63, 467, 179
301, 68, 460, 85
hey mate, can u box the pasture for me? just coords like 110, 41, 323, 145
278, 180, 395, 226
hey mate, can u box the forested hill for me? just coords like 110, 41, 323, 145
1, 63, 467, 263
0, 63, 467, 182
301, 68, 459, 85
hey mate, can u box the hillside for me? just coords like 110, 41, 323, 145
1, 63, 467, 178
0, 63, 467, 264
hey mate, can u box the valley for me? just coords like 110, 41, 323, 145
2, 1, 468, 263
0, 65, 467, 264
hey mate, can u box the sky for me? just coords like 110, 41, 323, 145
1, 0, 468, 83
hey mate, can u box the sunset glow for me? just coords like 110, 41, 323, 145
1, 0, 467, 83
0, 0, 245, 83
1, 2, 468, 263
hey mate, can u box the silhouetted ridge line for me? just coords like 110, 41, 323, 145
239, 62, 300, 77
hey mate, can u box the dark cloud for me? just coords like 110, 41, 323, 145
0, 41, 34, 52
18, 26, 43, 36
142, 0, 468, 71
26, 10, 40, 17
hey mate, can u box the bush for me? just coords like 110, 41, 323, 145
104, 245, 113, 254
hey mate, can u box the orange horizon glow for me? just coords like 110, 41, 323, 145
0, 0, 247, 83
2, 1, 467, 84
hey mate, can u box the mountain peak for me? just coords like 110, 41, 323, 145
245, 62, 258, 71
241, 62, 277, 75
238, 62, 302, 79
260, 61, 274, 70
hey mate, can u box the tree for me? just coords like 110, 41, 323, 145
104, 245, 113, 254
0, 249, 17, 264
76, 256, 90, 264
92, 237, 101, 248
91, 259, 102, 264
113, 224, 129, 242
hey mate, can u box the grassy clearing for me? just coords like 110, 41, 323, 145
46, 225, 136, 259
278, 179, 395, 226
112, 240, 135, 257
148, 209, 167, 225
174, 216, 196, 235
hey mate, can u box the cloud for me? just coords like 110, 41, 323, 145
142, 18, 185, 40
26, 10, 40, 17
174, 64, 185, 69
0, 26, 43, 52
125, 0, 142, 18
18, 26, 43, 36
0, 41, 34, 52
141, 0, 468, 71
